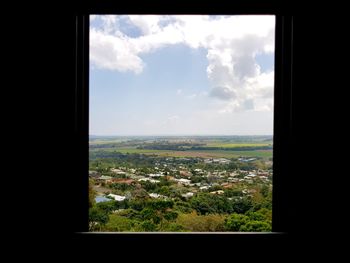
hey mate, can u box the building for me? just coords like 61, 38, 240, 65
96, 175, 113, 184
107, 194, 126, 201
149, 173, 164, 177
180, 170, 191, 177
138, 178, 160, 183
182, 192, 194, 198
176, 178, 191, 185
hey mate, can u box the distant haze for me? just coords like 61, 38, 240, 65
90, 15, 275, 136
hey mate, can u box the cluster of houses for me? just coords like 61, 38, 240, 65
90, 158, 272, 203
204, 158, 231, 164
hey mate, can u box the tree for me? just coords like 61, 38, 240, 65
140, 220, 157, 232
89, 207, 109, 231
176, 211, 226, 232
260, 184, 269, 197
102, 214, 135, 232
239, 220, 271, 232
89, 179, 96, 208
232, 197, 253, 214
96, 200, 117, 213
225, 213, 250, 231
225, 212, 272, 232
148, 199, 174, 211
140, 207, 161, 224
164, 210, 178, 221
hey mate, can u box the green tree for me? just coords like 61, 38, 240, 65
225, 213, 250, 231
260, 184, 269, 197
176, 211, 226, 232
89, 207, 108, 231
232, 197, 253, 214
239, 220, 271, 232
140, 220, 157, 232
164, 210, 178, 221
102, 214, 135, 232
140, 207, 161, 224
89, 179, 96, 208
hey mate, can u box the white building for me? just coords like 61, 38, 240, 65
182, 192, 194, 198
149, 173, 164, 177
176, 178, 191, 185
107, 194, 126, 201
149, 193, 166, 199
138, 178, 160, 183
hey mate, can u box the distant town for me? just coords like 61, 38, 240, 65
89, 135, 273, 232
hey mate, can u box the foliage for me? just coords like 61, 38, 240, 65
139, 220, 157, 232
147, 199, 174, 211
190, 193, 235, 215
224, 214, 250, 231
164, 210, 179, 221
239, 220, 271, 232
89, 179, 96, 208
176, 211, 226, 232
96, 200, 118, 213
140, 208, 161, 224
89, 207, 109, 231
225, 210, 272, 232
231, 197, 253, 214
102, 214, 136, 232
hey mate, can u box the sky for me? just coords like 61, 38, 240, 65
90, 15, 275, 136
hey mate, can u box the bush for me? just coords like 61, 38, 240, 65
225, 214, 250, 231
162, 223, 185, 232
102, 214, 135, 232
140, 220, 157, 232
225, 212, 272, 232
232, 197, 253, 214
89, 207, 109, 231
239, 220, 271, 232
190, 193, 234, 215
96, 200, 118, 213
140, 208, 161, 224
147, 199, 174, 211
176, 212, 226, 232
164, 211, 178, 221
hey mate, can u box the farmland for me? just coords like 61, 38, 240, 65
89, 135, 273, 159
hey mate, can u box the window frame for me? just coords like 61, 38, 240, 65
73, 7, 294, 236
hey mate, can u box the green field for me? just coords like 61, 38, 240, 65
205, 142, 272, 148
90, 147, 272, 159
89, 136, 273, 159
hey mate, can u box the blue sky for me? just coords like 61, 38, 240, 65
90, 15, 275, 136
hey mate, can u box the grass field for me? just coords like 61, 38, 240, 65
90, 147, 272, 159
89, 136, 273, 159
89, 139, 125, 145
205, 142, 272, 148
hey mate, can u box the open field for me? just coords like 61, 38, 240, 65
205, 142, 272, 148
89, 136, 273, 159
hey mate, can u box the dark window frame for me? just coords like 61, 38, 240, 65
73, 4, 294, 237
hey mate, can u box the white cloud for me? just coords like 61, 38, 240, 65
90, 15, 275, 111
90, 28, 144, 73
127, 15, 162, 35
